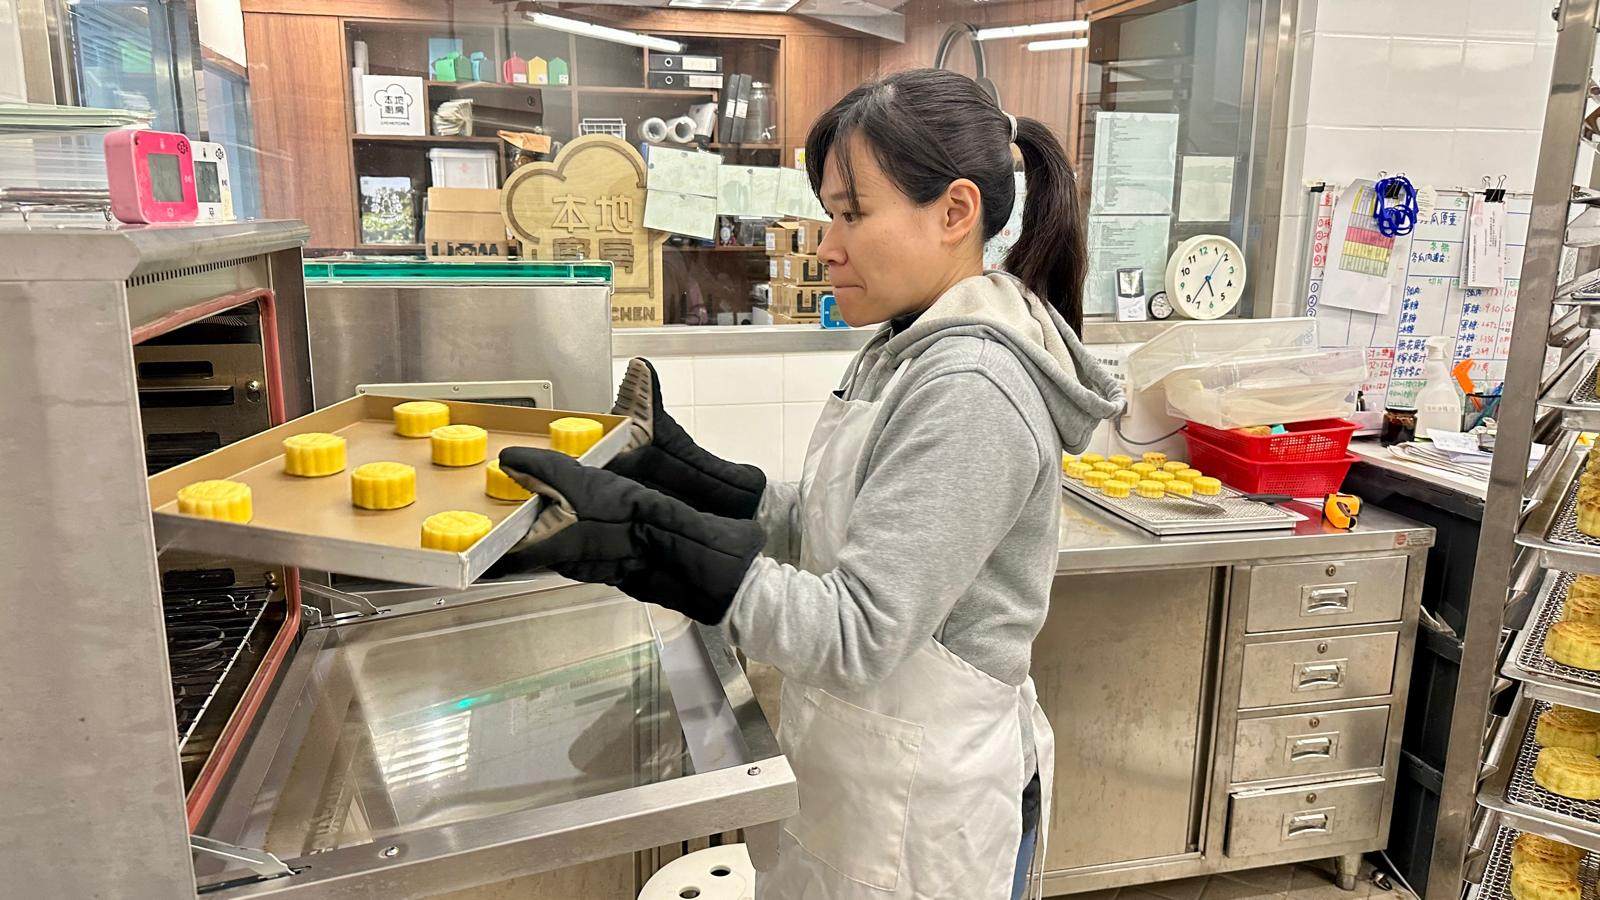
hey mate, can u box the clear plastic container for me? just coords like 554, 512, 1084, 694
427, 148, 498, 189
1125, 318, 1321, 393
1158, 347, 1367, 430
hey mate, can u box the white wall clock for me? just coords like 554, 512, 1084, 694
1164, 234, 1245, 320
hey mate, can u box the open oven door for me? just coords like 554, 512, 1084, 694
192, 574, 795, 897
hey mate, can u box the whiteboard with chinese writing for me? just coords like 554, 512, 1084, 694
1300, 186, 1532, 412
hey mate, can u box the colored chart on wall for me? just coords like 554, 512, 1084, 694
1301, 185, 1532, 412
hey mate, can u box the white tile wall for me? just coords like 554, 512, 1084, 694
611, 351, 857, 482
1273, 0, 1554, 311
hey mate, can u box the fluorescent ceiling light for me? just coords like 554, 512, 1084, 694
1026, 37, 1089, 51
974, 20, 1088, 41
668, 0, 800, 9
526, 12, 685, 53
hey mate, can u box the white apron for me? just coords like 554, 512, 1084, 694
756, 360, 1056, 900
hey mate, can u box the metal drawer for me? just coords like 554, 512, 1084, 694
1225, 775, 1386, 857
1232, 706, 1389, 784
1238, 631, 1398, 709
1245, 556, 1406, 633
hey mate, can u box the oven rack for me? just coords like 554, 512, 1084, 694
167, 586, 272, 759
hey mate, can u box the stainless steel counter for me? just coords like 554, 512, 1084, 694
1036, 493, 1431, 896
1055, 494, 1435, 574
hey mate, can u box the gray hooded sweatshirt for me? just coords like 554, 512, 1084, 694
725, 273, 1125, 756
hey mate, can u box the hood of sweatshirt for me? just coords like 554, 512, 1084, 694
858, 272, 1126, 453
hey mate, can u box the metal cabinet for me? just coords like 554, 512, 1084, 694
1034, 524, 1426, 897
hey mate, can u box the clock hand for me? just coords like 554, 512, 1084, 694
1200, 251, 1227, 299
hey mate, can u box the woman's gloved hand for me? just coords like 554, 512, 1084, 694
491, 446, 765, 625
607, 358, 767, 519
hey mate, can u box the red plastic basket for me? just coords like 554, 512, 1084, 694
1182, 418, 1358, 463
1184, 431, 1356, 495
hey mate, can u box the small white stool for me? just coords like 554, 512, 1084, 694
638, 844, 754, 900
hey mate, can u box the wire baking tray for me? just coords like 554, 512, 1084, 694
148, 394, 635, 589
1505, 571, 1600, 714
1061, 477, 1305, 535
1479, 695, 1600, 853
1468, 823, 1600, 900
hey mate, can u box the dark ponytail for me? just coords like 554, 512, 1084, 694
804, 68, 1086, 334
1006, 117, 1085, 334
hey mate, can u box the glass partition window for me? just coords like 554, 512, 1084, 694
1078, 0, 1259, 318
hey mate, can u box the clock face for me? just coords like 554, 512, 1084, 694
1165, 235, 1246, 320
1148, 291, 1173, 320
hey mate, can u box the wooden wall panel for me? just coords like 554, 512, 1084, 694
875, 0, 1086, 164
243, 13, 356, 249
782, 35, 876, 164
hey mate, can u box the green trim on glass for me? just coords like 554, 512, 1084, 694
304, 259, 614, 285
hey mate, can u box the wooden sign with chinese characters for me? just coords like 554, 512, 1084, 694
501, 135, 666, 327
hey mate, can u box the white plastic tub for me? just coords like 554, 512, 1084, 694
428, 148, 498, 189
1159, 347, 1367, 430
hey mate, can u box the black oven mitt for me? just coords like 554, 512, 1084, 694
606, 358, 768, 520
490, 446, 765, 625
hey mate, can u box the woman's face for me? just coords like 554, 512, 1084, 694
816, 134, 983, 327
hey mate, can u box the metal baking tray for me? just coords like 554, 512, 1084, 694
1517, 452, 1600, 577
1061, 477, 1305, 535
1540, 352, 1600, 431
1505, 570, 1600, 714
1479, 694, 1600, 853
1468, 823, 1600, 900
148, 394, 635, 589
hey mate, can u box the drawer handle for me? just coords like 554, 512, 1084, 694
1285, 811, 1331, 839
1295, 661, 1346, 691
1303, 585, 1354, 615
1289, 734, 1337, 762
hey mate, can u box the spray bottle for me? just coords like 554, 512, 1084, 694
1415, 335, 1464, 437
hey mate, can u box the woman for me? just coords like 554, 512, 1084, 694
497, 68, 1124, 899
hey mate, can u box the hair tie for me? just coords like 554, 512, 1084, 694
1005, 112, 1018, 143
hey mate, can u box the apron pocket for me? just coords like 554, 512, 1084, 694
782, 686, 924, 891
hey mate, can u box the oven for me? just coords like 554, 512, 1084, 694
1, 220, 794, 899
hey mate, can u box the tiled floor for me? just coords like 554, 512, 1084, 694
1064, 860, 1416, 900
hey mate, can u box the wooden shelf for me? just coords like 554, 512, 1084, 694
575, 85, 717, 97
424, 82, 715, 98
353, 134, 501, 145
669, 245, 765, 252
355, 242, 424, 252
709, 142, 781, 150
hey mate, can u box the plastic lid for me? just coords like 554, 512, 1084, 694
1125, 318, 1321, 392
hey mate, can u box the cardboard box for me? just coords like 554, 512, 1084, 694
766, 221, 800, 256
764, 219, 828, 255
771, 310, 819, 326
361, 75, 426, 136
773, 283, 828, 319
425, 188, 511, 258
794, 219, 827, 255
772, 253, 830, 286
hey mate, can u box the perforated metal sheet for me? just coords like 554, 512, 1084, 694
1514, 573, 1600, 689
1547, 475, 1600, 551
1571, 362, 1600, 407
1061, 478, 1304, 535
1477, 824, 1600, 900
1506, 700, 1600, 825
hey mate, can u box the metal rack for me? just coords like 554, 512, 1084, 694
1430, 2, 1600, 896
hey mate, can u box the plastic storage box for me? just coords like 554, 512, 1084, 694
1125, 318, 1322, 393
428, 148, 498, 189
1158, 347, 1366, 430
